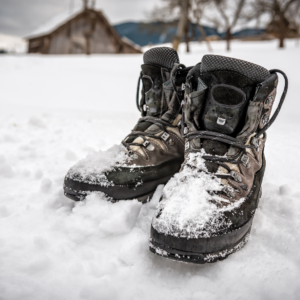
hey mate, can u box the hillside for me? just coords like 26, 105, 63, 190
114, 22, 266, 46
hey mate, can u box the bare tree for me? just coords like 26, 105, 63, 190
192, 0, 213, 52
83, 0, 88, 9
285, 0, 300, 46
173, 0, 191, 51
249, 0, 300, 48
149, 0, 192, 52
207, 0, 246, 51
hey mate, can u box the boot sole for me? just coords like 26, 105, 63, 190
149, 185, 262, 264
149, 217, 253, 264
64, 188, 156, 203
149, 151, 265, 264
63, 174, 173, 203
64, 158, 183, 203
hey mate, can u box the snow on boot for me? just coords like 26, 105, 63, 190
149, 55, 288, 263
64, 47, 192, 202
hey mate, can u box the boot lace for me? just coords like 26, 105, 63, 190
182, 69, 288, 198
123, 64, 186, 152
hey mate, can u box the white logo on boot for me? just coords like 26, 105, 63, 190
217, 117, 226, 125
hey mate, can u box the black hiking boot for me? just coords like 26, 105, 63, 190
149, 55, 288, 263
64, 47, 192, 202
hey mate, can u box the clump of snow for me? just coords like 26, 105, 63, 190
40, 178, 53, 192
0, 205, 10, 218
84, 193, 142, 237
66, 144, 130, 186
26, 6, 82, 39
35, 169, 43, 179
279, 184, 292, 195
65, 149, 77, 161
3, 134, 18, 143
0, 156, 15, 178
152, 151, 239, 238
28, 116, 47, 128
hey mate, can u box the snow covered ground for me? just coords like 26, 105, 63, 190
0, 33, 27, 54
0, 40, 299, 300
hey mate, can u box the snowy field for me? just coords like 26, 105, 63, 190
0, 34, 27, 54
0, 40, 299, 300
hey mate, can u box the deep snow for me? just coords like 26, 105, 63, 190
0, 40, 300, 300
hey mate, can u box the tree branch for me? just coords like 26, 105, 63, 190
231, 0, 246, 28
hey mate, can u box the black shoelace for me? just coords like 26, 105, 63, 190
182, 69, 288, 194
122, 116, 178, 152
124, 64, 185, 152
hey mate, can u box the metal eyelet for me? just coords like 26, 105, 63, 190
143, 140, 150, 147
142, 140, 154, 151
161, 132, 170, 141
240, 184, 249, 191
265, 95, 273, 105
146, 144, 155, 151
230, 171, 242, 183
251, 137, 261, 152
223, 186, 235, 198
241, 154, 251, 169
185, 141, 190, 151
251, 137, 261, 147
185, 94, 191, 104
127, 151, 138, 160
168, 138, 174, 146
262, 114, 268, 125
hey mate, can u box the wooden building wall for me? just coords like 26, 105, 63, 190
28, 10, 141, 54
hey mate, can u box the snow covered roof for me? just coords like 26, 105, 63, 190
26, 6, 82, 39
25, 7, 142, 54
121, 36, 142, 51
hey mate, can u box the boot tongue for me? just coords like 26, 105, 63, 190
142, 47, 180, 134
199, 55, 270, 137
201, 83, 247, 136
130, 48, 180, 150
199, 83, 245, 172
141, 47, 179, 118
196, 55, 270, 172
143, 47, 179, 69
200, 54, 270, 83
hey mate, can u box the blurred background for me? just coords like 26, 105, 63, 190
0, 0, 299, 54
1, 0, 299, 123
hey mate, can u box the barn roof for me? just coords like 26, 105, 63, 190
26, 7, 83, 39
25, 7, 142, 53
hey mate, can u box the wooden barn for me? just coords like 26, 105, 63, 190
26, 6, 141, 55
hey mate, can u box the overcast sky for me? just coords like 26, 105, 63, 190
0, 0, 161, 37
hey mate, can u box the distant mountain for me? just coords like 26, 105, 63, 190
113, 21, 219, 47
113, 22, 266, 47
218, 28, 265, 39
232, 28, 265, 38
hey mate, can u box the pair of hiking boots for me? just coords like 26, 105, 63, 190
63, 47, 288, 264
